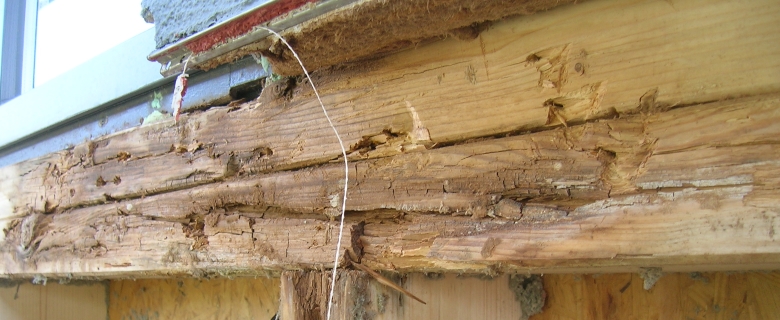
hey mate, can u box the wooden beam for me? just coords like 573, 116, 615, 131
3, 0, 778, 217
359, 94, 780, 273
3, 92, 779, 276
1, 0, 780, 277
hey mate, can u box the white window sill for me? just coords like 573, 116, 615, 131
0, 28, 163, 148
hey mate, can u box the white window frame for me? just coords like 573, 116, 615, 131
20, 0, 36, 94
0, 0, 163, 149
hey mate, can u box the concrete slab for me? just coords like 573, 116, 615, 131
141, 0, 274, 49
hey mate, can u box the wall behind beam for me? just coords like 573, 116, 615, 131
107, 272, 780, 319
109, 277, 280, 320
0, 281, 107, 320
538, 272, 780, 320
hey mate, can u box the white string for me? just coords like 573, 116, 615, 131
258, 27, 349, 320
181, 54, 191, 74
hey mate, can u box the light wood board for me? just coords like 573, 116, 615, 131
108, 277, 279, 320
0, 281, 106, 320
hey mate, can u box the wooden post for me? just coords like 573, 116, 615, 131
280, 270, 375, 320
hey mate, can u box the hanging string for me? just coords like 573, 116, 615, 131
172, 56, 191, 123
257, 26, 349, 320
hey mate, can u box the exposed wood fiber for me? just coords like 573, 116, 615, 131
1, 0, 780, 278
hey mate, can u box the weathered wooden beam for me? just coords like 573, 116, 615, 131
1, 0, 780, 278
3, 0, 777, 218
0, 211, 362, 277
2, 92, 779, 277
359, 94, 780, 273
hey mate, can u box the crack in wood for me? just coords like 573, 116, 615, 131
4, 0, 780, 276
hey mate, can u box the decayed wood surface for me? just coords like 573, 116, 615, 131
3, 93, 778, 277
4, 0, 778, 216
1, 0, 780, 277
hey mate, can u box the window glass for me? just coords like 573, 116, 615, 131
0, 1, 5, 74
34, 0, 152, 87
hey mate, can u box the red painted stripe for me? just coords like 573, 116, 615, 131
185, 0, 317, 54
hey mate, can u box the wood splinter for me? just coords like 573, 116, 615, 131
348, 256, 427, 304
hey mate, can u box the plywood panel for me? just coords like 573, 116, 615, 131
386, 273, 525, 320
0, 283, 40, 320
278, 271, 780, 319
0, 281, 106, 320
537, 272, 780, 320
278, 270, 526, 320
108, 277, 280, 320
104, 271, 780, 320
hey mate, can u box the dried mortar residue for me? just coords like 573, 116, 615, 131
142, 0, 313, 49
639, 267, 663, 290
509, 274, 546, 320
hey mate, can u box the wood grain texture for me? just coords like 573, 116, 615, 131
103, 272, 780, 320
0, 281, 107, 320
1, 0, 780, 277
276, 271, 780, 320
3, 93, 778, 276
0, 211, 361, 277
279, 271, 526, 320
108, 277, 279, 320
3, 0, 778, 218
537, 272, 780, 320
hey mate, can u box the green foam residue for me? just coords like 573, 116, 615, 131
258, 55, 283, 83
151, 91, 163, 110
143, 110, 169, 125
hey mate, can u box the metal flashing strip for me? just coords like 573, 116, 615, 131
149, 0, 358, 77
147, 0, 281, 64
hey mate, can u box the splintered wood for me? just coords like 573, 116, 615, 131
2, 0, 780, 278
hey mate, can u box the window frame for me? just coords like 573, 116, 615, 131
0, 0, 164, 154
